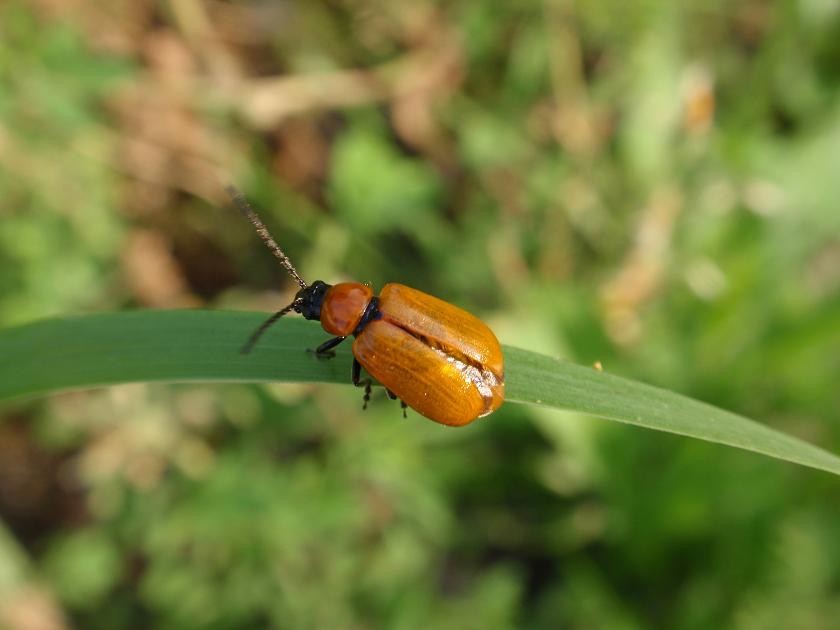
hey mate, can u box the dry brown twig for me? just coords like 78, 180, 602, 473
222, 30, 462, 130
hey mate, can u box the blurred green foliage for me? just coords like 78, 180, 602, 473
0, 4, 131, 325
1, 0, 840, 628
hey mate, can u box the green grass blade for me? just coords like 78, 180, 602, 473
0, 310, 349, 398
504, 348, 840, 476
1, 310, 839, 476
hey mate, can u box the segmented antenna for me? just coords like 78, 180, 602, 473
226, 185, 308, 289
240, 300, 301, 354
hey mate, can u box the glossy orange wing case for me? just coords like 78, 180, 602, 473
352, 283, 504, 426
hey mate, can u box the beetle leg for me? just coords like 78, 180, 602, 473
351, 358, 373, 410
351, 357, 362, 385
385, 389, 408, 418
309, 336, 347, 359
362, 383, 372, 410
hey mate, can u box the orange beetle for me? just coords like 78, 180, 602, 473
228, 187, 504, 426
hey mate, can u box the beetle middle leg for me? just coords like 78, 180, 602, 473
352, 358, 372, 410
385, 390, 408, 418
353, 364, 409, 417
309, 336, 346, 359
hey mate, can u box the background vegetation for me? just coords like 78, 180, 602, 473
1, 0, 839, 627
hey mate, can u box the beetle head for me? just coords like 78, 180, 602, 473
294, 280, 331, 321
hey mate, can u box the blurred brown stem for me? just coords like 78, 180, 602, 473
225, 40, 460, 129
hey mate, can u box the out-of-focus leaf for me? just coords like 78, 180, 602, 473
328, 123, 443, 232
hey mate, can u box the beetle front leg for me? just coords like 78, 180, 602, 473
309, 336, 347, 359
352, 358, 372, 410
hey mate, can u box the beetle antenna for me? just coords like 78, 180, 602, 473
241, 300, 301, 354
226, 185, 308, 289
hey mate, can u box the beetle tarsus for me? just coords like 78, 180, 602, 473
352, 358, 373, 410
385, 389, 408, 418
362, 383, 372, 410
